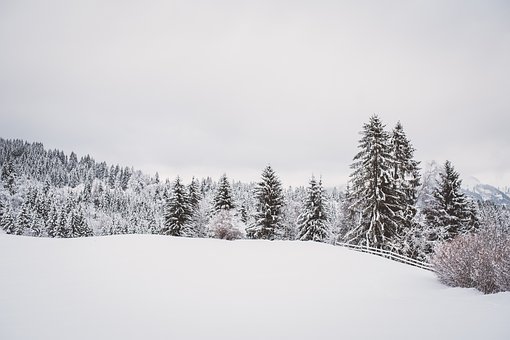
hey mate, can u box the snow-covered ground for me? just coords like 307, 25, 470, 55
0, 234, 509, 340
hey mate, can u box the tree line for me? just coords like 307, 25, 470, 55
1, 116, 509, 266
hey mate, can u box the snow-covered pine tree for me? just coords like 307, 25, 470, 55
213, 174, 235, 212
69, 207, 93, 237
46, 206, 59, 237
161, 177, 191, 236
390, 122, 422, 255
0, 198, 4, 224
1, 155, 16, 195
344, 115, 403, 249
0, 205, 17, 234
188, 177, 202, 212
54, 207, 71, 238
280, 186, 305, 241
239, 204, 248, 224
82, 180, 92, 202
297, 176, 329, 242
187, 177, 205, 237
423, 160, 478, 244
16, 200, 33, 236
390, 122, 421, 213
28, 218, 43, 237
247, 165, 284, 240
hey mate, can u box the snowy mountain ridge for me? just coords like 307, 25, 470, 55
418, 161, 509, 206
462, 175, 510, 206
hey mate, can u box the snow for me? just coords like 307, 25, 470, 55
0, 234, 509, 340
463, 175, 482, 190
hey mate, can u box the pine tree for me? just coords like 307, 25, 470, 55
391, 122, 421, 211
390, 122, 421, 254
27, 218, 43, 237
248, 166, 284, 240
46, 206, 60, 237
82, 180, 93, 202
297, 177, 329, 242
0, 199, 4, 224
54, 207, 71, 238
239, 204, 248, 224
188, 177, 202, 211
423, 160, 478, 245
16, 201, 32, 236
69, 207, 93, 237
213, 174, 235, 212
187, 177, 206, 237
161, 177, 191, 236
345, 115, 403, 249
0, 205, 17, 234
1, 156, 16, 195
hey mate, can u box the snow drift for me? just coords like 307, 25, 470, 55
0, 234, 509, 340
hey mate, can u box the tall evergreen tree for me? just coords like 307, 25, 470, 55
213, 174, 235, 212
423, 160, 478, 244
27, 218, 43, 237
16, 200, 34, 236
1, 155, 16, 195
69, 207, 93, 237
390, 122, 421, 210
248, 166, 284, 240
161, 177, 191, 236
239, 204, 248, 224
345, 115, 403, 249
0, 205, 17, 234
46, 206, 60, 238
0, 199, 4, 224
188, 177, 202, 212
390, 122, 422, 254
187, 177, 205, 237
54, 207, 71, 238
297, 176, 329, 242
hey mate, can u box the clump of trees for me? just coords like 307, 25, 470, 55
341, 115, 480, 260
343, 116, 421, 254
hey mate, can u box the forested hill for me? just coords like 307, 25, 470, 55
0, 137, 167, 236
0, 138, 157, 189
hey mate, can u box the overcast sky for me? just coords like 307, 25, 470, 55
1, 0, 509, 187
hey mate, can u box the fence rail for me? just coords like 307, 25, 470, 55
335, 242, 434, 271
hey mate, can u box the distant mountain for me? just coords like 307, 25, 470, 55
462, 176, 510, 206
418, 162, 510, 206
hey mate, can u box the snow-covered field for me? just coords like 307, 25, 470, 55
0, 234, 509, 340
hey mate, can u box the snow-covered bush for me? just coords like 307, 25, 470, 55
432, 226, 510, 294
207, 210, 245, 240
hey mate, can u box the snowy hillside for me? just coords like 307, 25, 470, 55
1, 235, 509, 340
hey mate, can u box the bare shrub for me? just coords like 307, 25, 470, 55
432, 226, 510, 294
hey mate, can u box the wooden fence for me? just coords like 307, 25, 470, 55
335, 242, 434, 271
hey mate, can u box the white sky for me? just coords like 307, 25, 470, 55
1, 0, 509, 188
